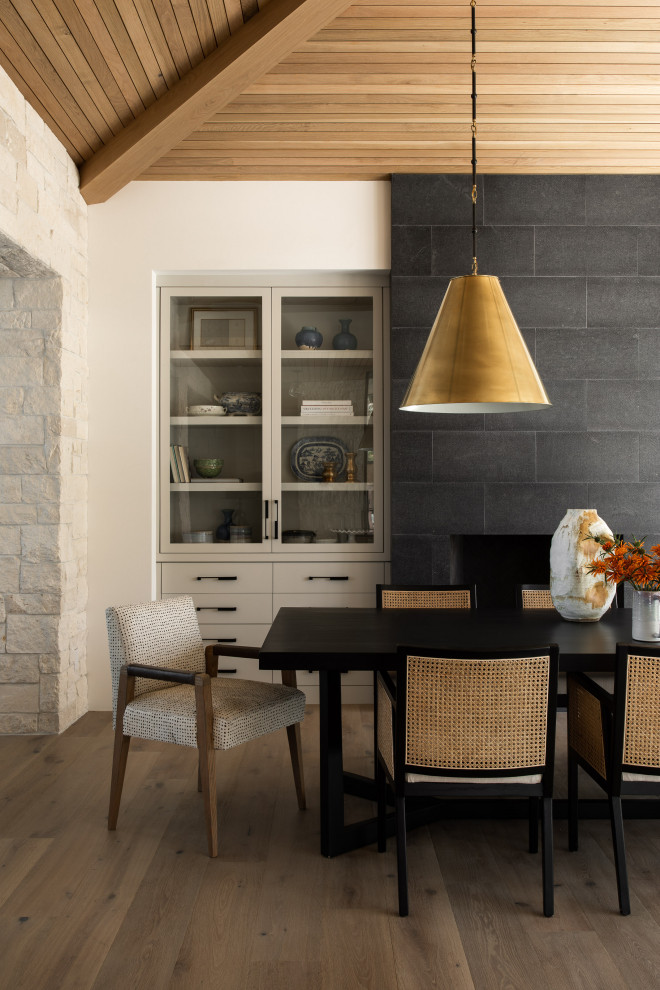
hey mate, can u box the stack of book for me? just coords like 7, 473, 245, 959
169, 444, 190, 483
300, 399, 353, 417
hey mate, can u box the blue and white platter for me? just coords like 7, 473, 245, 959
290, 436, 348, 481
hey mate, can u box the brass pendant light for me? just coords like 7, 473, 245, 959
400, 0, 551, 414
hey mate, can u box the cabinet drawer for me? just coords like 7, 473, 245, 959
274, 593, 376, 612
216, 657, 272, 683
200, 623, 271, 649
161, 562, 272, 594
296, 670, 374, 687
164, 592, 272, 625
273, 562, 384, 595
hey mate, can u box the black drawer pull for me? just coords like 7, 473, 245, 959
218, 668, 237, 675
196, 576, 237, 581
215, 637, 237, 643
308, 575, 349, 581
196, 606, 237, 612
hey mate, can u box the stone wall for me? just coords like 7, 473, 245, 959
0, 65, 88, 733
390, 174, 660, 588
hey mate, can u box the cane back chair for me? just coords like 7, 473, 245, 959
377, 584, 477, 610
516, 584, 618, 610
567, 643, 660, 915
376, 643, 559, 917
106, 595, 306, 857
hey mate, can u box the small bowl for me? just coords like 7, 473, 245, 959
282, 529, 315, 544
185, 530, 214, 543
193, 458, 224, 478
186, 404, 226, 416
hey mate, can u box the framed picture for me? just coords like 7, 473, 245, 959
190, 307, 258, 350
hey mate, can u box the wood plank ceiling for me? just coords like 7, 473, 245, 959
0, 0, 658, 203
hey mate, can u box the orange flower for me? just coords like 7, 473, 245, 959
585, 533, 660, 592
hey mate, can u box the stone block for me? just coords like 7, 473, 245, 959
14, 278, 62, 310
392, 174, 484, 226
6, 614, 59, 653
391, 432, 433, 483
0, 355, 42, 386
37, 712, 60, 733
587, 381, 660, 431
0, 556, 20, 592
485, 483, 589, 534
0, 446, 47, 474
588, 483, 660, 534
535, 226, 638, 276
391, 535, 433, 584
433, 432, 536, 483
586, 176, 660, 225
485, 380, 588, 432
484, 175, 586, 225
0, 309, 30, 330
0, 279, 13, 308
391, 482, 484, 535
20, 561, 63, 593
21, 475, 61, 503
0, 328, 44, 355
500, 276, 586, 328
5, 593, 61, 615
0, 682, 39, 712
0, 415, 44, 444
536, 432, 639, 483
21, 525, 72, 564
0, 506, 38, 526
0, 713, 39, 733
0, 526, 20, 554
391, 225, 432, 275
391, 275, 450, 328
638, 228, 660, 276
0, 655, 39, 682
535, 328, 639, 381
17, 161, 38, 212
432, 225, 534, 277
39, 673, 62, 712
0, 476, 21, 502
431, 535, 452, 584
0, 388, 23, 414
640, 434, 660, 483
391, 327, 431, 381
38, 653, 60, 674
588, 277, 660, 328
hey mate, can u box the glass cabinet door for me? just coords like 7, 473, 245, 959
160, 288, 271, 553
273, 288, 383, 553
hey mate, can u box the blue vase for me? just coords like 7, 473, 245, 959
295, 326, 323, 350
332, 318, 357, 350
216, 509, 234, 542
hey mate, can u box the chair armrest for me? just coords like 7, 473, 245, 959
124, 662, 196, 686
567, 672, 611, 780
208, 644, 260, 660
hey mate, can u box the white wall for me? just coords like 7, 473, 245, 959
88, 180, 390, 709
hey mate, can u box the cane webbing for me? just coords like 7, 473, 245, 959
377, 678, 394, 777
623, 653, 660, 770
381, 589, 471, 609
404, 654, 549, 770
520, 588, 553, 609
568, 678, 607, 779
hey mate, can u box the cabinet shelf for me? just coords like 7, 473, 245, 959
171, 483, 262, 492
171, 416, 262, 426
281, 416, 370, 426
281, 350, 372, 369
281, 482, 373, 492
171, 350, 262, 364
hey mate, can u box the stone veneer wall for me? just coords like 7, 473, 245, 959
0, 65, 88, 733
390, 174, 660, 586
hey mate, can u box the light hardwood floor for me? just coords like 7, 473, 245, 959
1, 706, 660, 990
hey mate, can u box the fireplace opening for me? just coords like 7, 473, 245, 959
450, 535, 552, 609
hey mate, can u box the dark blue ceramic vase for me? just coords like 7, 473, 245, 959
332, 318, 357, 350
295, 326, 323, 350
216, 509, 234, 542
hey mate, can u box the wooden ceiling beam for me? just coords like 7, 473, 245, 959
78, 0, 352, 204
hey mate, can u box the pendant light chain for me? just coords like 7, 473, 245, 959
470, 0, 478, 276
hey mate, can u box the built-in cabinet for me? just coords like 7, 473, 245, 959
157, 273, 390, 702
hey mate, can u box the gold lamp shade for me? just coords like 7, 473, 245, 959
400, 274, 551, 414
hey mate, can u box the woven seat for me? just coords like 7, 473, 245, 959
106, 595, 306, 857
567, 643, 660, 915
376, 644, 559, 917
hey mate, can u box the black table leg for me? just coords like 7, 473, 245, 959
319, 669, 345, 857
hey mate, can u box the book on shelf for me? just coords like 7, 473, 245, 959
300, 406, 354, 416
301, 400, 353, 407
173, 444, 190, 483
169, 445, 181, 483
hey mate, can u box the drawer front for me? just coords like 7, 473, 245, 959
274, 593, 376, 612
199, 623, 270, 648
161, 562, 272, 594
217, 656, 272, 683
164, 592, 272, 625
296, 670, 374, 687
273, 562, 385, 595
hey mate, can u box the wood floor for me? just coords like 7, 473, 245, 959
1, 706, 660, 990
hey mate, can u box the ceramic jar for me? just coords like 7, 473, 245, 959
549, 509, 617, 621
295, 326, 323, 350
332, 318, 357, 350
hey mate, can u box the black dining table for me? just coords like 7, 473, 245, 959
259, 606, 637, 857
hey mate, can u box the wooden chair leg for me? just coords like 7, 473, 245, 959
609, 795, 631, 916
568, 752, 579, 851
108, 667, 134, 831
286, 722, 306, 810
376, 758, 387, 852
541, 796, 554, 917
195, 674, 218, 858
281, 669, 306, 810
528, 796, 539, 854
396, 795, 409, 917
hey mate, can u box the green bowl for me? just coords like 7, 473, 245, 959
193, 458, 224, 478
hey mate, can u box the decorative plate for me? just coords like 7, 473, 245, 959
290, 436, 348, 481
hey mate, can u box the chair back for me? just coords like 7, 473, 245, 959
615, 643, 660, 776
377, 584, 476, 609
106, 595, 205, 718
381, 645, 558, 783
516, 584, 553, 609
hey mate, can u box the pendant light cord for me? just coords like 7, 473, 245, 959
471, 0, 478, 275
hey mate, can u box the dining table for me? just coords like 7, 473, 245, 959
259, 605, 640, 857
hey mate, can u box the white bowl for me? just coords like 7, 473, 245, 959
187, 530, 214, 543
186, 405, 226, 416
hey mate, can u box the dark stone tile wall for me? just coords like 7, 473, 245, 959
391, 174, 660, 585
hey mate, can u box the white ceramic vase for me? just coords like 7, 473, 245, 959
549, 509, 617, 622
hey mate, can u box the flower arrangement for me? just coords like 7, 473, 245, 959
586, 534, 660, 592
